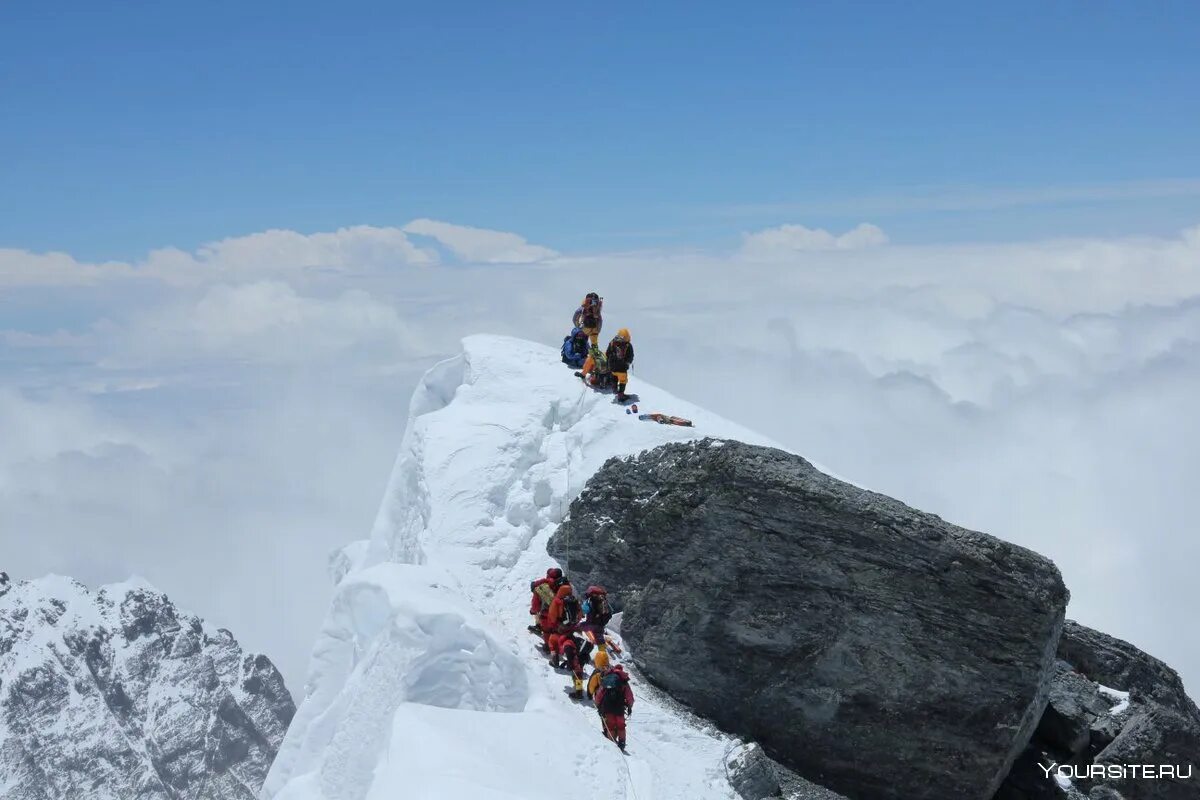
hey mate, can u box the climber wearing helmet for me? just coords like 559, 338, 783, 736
585, 648, 611, 700
605, 329, 635, 403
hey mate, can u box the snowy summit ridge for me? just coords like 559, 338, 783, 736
265, 334, 784, 800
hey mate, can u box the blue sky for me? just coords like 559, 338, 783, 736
3, 0, 1199, 260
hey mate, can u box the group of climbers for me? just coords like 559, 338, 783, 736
527, 567, 634, 750
559, 293, 636, 403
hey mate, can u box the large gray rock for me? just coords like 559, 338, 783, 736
0, 575, 295, 800
548, 438, 1069, 800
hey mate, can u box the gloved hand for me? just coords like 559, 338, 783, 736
625, 708, 632, 718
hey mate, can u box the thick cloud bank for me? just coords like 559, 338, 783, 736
1, 219, 1197, 696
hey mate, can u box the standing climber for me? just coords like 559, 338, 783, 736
585, 648, 611, 700
537, 575, 572, 638
576, 585, 613, 664
605, 329, 635, 403
573, 293, 603, 346
575, 345, 614, 392
529, 567, 563, 633
594, 664, 634, 750
543, 582, 580, 645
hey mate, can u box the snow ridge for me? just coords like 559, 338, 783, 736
266, 335, 785, 800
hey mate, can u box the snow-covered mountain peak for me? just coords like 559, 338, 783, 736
266, 334, 785, 800
0, 574, 295, 800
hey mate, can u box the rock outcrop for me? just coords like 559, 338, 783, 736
549, 438, 1070, 800
0, 575, 295, 800
997, 621, 1200, 800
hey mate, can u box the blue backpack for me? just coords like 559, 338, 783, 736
561, 328, 588, 367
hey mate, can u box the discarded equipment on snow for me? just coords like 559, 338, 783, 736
638, 413, 693, 427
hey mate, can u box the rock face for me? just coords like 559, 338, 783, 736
0, 575, 295, 800
725, 741, 852, 800
548, 438, 1069, 800
998, 621, 1200, 800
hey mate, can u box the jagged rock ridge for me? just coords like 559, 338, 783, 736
1000, 620, 1200, 800
0, 574, 295, 800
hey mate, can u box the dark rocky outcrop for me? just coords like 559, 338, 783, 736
998, 622, 1200, 800
0, 575, 296, 800
549, 439, 1069, 800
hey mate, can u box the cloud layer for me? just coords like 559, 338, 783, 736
740, 222, 889, 257
1, 219, 559, 288
2, 219, 1199, 699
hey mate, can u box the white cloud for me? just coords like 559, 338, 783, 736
4, 219, 1200, 699
0, 221, 561, 288
0, 248, 134, 286
402, 218, 559, 263
115, 280, 429, 366
144, 225, 439, 278
740, 222, 889, 258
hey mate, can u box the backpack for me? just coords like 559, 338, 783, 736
534, 582, 556, 608
560, 595, 581, 627
608, 340, 630, 369
590, 347, 609, 373
562, 331, 586, 366
580, 294, 602, 328
598, 671, 628, 713
584, 591, 610, 624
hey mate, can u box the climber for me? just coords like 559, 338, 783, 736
606, 329, 635, 402
560, 327, 589, 369
576, 585, 612, 664
528, 567, 563, 633
585, 648, 611, 700
575, 345, 615, 392
572, 292, 603, 346
548, 631, 587, 699
536, 575, 572, 639
594, 664, 634, 750
543, 583, 581, 647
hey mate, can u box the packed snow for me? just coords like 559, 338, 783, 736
265, 335, 805, 800
1097, 684, 1132, 715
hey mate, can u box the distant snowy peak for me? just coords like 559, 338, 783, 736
0, 574, 295, 800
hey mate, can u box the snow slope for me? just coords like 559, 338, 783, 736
264, 335, 796, 800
